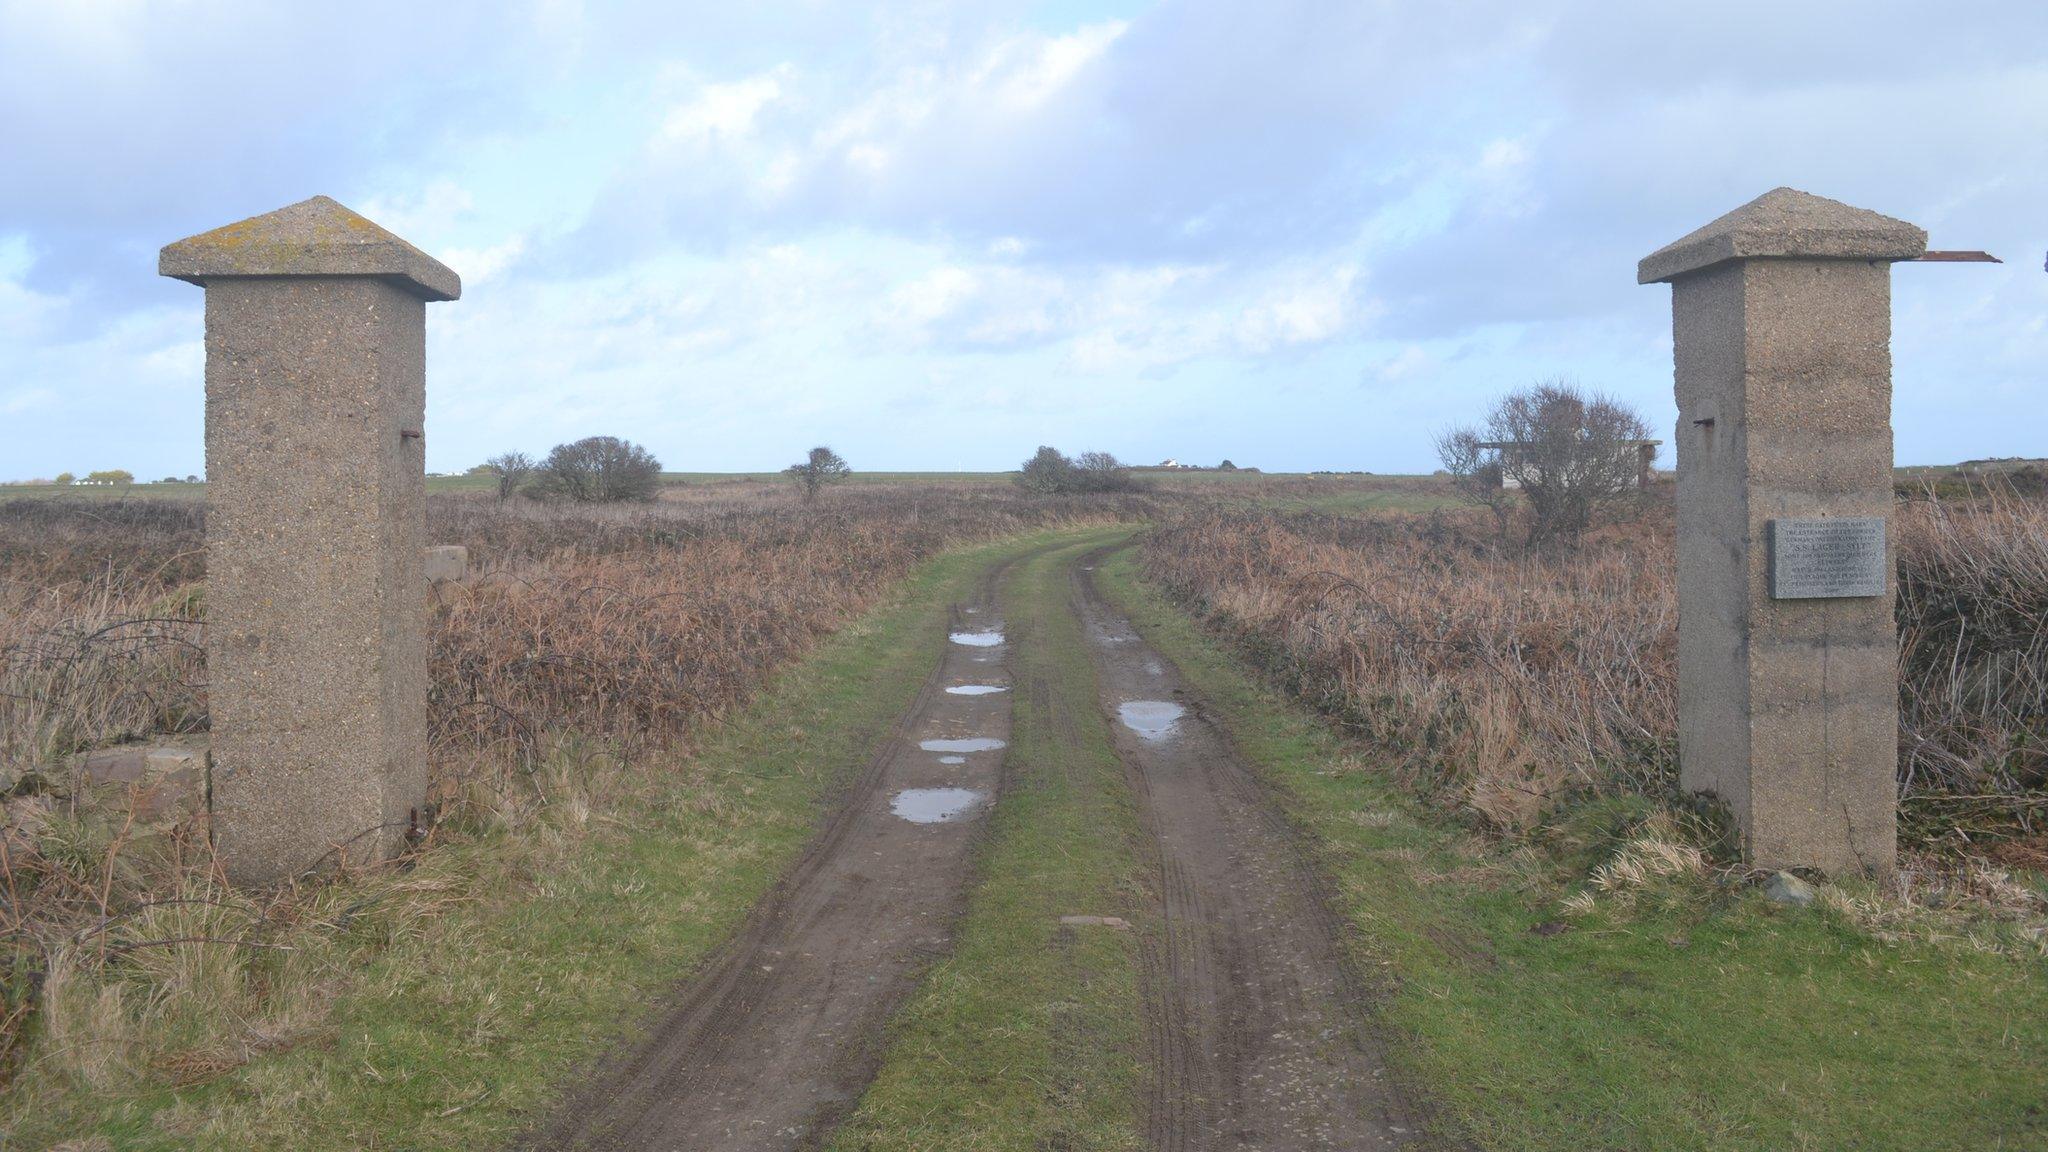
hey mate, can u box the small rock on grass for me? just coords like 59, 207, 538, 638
1763, 871, 1817, 907
1059, 915, 1130, 930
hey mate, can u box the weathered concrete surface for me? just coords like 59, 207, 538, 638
162, 197, 459, 884
162, 195, 460, 301
1638, 186, 1925, 285
1644, 187, 1921, 877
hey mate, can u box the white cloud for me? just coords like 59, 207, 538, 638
4, 1, 2045, 475
440, 236, 528, 285
879, 266, 979, 336
1236, 265, 1363, 351
1479, 137, 1529, 173
1, 387, 57, 416
357, 181, 478, 243
974, 20, 1127, 111
1372, 345, 1434, 384
0, 237, 63, 340
658, 66, 791, 149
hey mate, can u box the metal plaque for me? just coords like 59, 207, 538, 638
1768, 518, 1886, 599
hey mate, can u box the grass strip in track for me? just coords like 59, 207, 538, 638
1095, 545, 2048, 1152
9, 531, 1088, 1150
829, 530, 1148, 1152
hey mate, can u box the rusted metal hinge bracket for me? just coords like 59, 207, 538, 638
1908, 251, 2000, 263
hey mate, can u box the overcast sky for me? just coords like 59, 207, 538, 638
2, 1, 2044, 478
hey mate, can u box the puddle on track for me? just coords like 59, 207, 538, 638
892, 787, 989, 824
938, 755, 966, 764
945, 684, 1008, 696
1118, 700, 1186, 742
950, 630, 1004, 647
919, 737, 1008, 754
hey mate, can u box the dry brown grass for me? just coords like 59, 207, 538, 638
1145, 504, 1677, 829
1143, 489, 2048, 839
0, 483, 1166, 1086
1896, 486, 2048, 811
1145, 490, 2048, 956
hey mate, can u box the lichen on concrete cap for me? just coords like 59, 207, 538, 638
159, 195, 461, 301
1638, 187, 1926, 285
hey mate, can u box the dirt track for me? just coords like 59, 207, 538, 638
1074, 548, 1416, 1150
526, 541, 1416, 1149
521, 557, 1023, 1151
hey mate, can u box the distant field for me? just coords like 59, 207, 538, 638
0, 482, 211, 501
1894, 457, 2046, 479
0, 472, 1026, 500
5, 461, 2029, 514
0, 469, 1456, 506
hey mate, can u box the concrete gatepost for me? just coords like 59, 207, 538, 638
161, 197, 460, 884
1639, 188, 1924, 877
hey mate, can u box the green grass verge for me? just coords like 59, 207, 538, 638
1094, 545, 2048, 1152
828, 530, 1148, 1152
6, 530, 1093, 1150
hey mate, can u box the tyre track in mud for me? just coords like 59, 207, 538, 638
1069, 545, 1419, 1151
520, 544, 1046, 1151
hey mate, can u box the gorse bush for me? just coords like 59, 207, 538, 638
0, 497, 205, 586
1897, 486, 2048, 799
1146, 507, 1676, 829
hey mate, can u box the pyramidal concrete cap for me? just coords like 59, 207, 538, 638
160, 195, 461, 301
1638, 187, 1926, 284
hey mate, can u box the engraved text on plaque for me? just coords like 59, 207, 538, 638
1768, 517, 1886, 599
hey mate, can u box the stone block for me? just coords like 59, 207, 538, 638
1763, 871, 1817, 907
161, 197, 458, 884
1643, 187, 1922, 877
425, 545, 469, 582
73, 736, 209, 827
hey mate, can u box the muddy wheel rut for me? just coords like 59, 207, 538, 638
1072, 546, 1417, 1151
521, 551, 1032, 1151
524, 539, 1421, 1151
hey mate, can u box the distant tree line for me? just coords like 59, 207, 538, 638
473, 438, 861, 505
43, 470, 137, 487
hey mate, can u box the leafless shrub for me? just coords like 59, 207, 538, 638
1016, 446, 1145, 495
783, 446, 851, 502
526, 436, 662, 503
1437, 380, 1653, 548
482, 451, 536, 501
